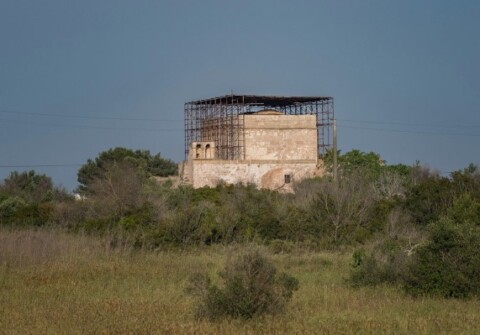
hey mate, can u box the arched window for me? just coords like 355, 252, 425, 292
205, 144, 211, 159
196, 144, 202, 158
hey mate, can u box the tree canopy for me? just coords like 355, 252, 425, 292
77, 147, 177, 194
1, 170, 53, 203
323, 149, 411, 179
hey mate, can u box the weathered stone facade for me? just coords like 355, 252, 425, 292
243, 113, 317, 161
181, 111, 324, 191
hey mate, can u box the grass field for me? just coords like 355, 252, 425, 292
1, 229, 479, 334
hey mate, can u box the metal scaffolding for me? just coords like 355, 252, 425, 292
184, 94, 334, 160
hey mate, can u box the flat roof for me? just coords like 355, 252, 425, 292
186, 94, 332, 107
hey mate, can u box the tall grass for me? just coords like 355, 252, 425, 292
1, 228, 479, 334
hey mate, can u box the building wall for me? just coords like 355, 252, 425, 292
183, 113, 322, 191
243, 114, 317, 161
190, 159, 322, 192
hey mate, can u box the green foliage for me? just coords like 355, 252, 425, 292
163, 201, 215, 245
405, 217, 480, 298
323, 149, 411, 181
0, 196, 27, 225
349, 242, 410, 287
404, 175, 453, 225
0, 196, 27, 215
4, 143, 479, 301
338, 150, 383, 176
351, 191, 480, 298
1, 170, 53, 203
187, 251, 299, 320
446, 193, 480, 224
3, 150, 480, 303
148, 153, 178, 177
450, 164, 480, 199
228, 185, 280, 241
384, 163, 412, 177
77, 147, 177, 194
0, 171, 64, 226
404, 164, 480, 226
368, 199, 397, 234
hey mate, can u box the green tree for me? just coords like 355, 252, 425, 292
323, 149, 411, 181
0, 170, 68, 226
77, 147, 177, 194
450, 164, 480, 199
404, 175, 453, 226
323, 149, 382, 177
446, 192, 480, 225
1, 170, 53, 203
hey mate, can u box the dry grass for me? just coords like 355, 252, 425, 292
1, 228, 479, 334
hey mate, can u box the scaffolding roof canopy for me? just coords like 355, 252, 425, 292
186, 94, 332, 107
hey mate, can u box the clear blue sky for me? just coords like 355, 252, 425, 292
1, 0, 479, 190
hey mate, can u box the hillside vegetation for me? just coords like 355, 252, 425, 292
1, 147, 480, 332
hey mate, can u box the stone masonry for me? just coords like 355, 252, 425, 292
181, 111, 324, 192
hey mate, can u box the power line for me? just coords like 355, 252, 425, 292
338, 118, 480, 129
1, 118, 478, 137
0, 110, 183, 122
340, 118, 480, 129
1, 110, 479, 137
338, 124, 480, 137
0, 118, 183, 132
0, 164, 82, 168
4, 109, 477, 128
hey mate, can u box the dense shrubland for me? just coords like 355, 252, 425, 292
1, 147, 480, 298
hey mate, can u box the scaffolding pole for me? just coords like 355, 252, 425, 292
184, 94, 334, 160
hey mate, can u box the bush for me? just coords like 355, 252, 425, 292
187, 251, 299, 320
404, 217, 480, 298
0, 196, 28, 225
349, 245, 410, 287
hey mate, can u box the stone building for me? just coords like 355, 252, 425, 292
180, 95, 334, 191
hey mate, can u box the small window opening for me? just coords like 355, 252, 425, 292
205, 144, 211, 159
284, 174, 291, 184
195, 144, 202, 158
